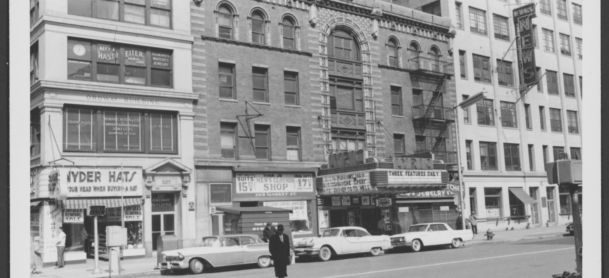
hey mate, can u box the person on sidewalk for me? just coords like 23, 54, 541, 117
56, 226, 66, 269
31, 237, 43, 274
262, 222, 276, 243
269, 224, 291, 278
467, 213, 478, 234
377, 216, 387, 235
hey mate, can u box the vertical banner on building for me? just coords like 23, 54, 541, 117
513, 4, 537, 88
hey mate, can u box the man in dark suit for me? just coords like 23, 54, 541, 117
262, 222, 276, 243
269, 224, 291, 278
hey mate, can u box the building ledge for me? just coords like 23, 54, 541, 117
200, 35, 313, 57
195, 159, 323, 170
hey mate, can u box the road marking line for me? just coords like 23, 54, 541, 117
321, 248, 572, 278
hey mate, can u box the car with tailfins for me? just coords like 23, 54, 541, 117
390, 222, 473, 252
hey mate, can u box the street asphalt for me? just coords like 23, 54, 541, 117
143, 235, 577, 278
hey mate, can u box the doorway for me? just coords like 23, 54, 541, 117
529, 187, 540, 225
546, 187, 557, 223
151, 193, 176, 251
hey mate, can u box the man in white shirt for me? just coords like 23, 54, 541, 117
56, 226, 66, 268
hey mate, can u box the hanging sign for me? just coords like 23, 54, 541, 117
513, 3, 537, 86
63, 209, 84, 223
376, 197, 392, 207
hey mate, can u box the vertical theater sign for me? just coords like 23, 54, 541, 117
513, 4, 537, 89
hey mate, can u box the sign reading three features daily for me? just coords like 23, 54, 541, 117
56, 168, 143, 198
234, 173, 314, 199
387, 170, 443, 184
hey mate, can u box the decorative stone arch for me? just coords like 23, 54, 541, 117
214, 0, 240, 40
428, 44, 442, 57
279, 13, 301, 50
247, 7, 271, 45
386, 35, 402, 67
407, 40, 423, 68
317, 18, 378, 159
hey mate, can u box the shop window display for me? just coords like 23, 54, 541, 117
396, 203, 459, 232
263, 200, 312, 235
484, 188, 502, 217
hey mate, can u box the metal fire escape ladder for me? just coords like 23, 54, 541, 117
422, 74, 448, 119
236, 101, 264, 154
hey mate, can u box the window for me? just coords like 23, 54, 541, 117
539, 106, 546, 131
218, 5, 234, 39
504, 143, 521, 171
251, 11, 266, 45
459, 50, 467, 79
542, 29, 555, 52
282, 17, 295, 49
415, 136, 426, 152
408, 42, 420, 69
493, 15, 509, 41
284, 71, 299, 105
553, 146, 566, 160
575, 38, 582, 59
255, 125, 270, 160
473, 54, 491, 83
572, 4, 582, 24
567, 110, 579, 134
497, 60, 513, 86
394, 134, 405, 157
559, 34, 571, 56
68, 0, 171, 28
469, 8, 487, 35
528, 145, 535, 171
579, 76, 582, 98
542, 145, 548, 165
220, 122, 237, 158
466, 140, 473, 170
332, 130, 365, 153
570, 147, 581, 160
391, 86, 402, 116
252, 67, 268, 103
30, 109, 41, 158
536, 67, 543, 92
219, 63, 235, 99
477, 99, 495, 126
329, 79, 364, 112
67, 39, 172, 87
546, 70, 559, 95
540, 0, 551, 15
556, 0, 567, 20
30, 0, 40, 26
469, 188, 477, 215
462, 95, 471, 124
533, 25, 539, 48
549, 108, 562, 132
479, 142, 498, 170
563, 74, 575, 97
387, 39, 399, 67
286, 127, 301, 161
500, 102, 517, 128
523, 104, 531, 129
455, 2, 463, 29
484, 188, 502, 217
30, 43, 39, 85
559, 187, 572, 215
64, 107, 177, 153
330, 30, 360, 61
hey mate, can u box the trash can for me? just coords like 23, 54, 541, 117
156, 235, 181, 266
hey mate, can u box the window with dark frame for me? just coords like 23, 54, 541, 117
394, 134, 405, 157
68, 0, 171, 28
330, 30, 360, 61
540, 0, 552, 15
252, 67, 268, 103
463, 95, 471, 124
284, 71, 299, 105
525, 104, 532, 129
497, 60, 513, 87
286, 126, 301, 161
219, 63, 235, 99
553, 146, 566, 160
220, 122, 237, 158
559, 34, 571, 56
455, 2, 463, 29
391, 86, 403, 116
387, 39, 399, 67
31, 109, 41, 158
500, 101, 517, 128
567, 110, 579, 134
329, 78, 364, 112
459, 50, 467, 79
536, 67, 543, 91
546, 70, 559, 95
493, 14, 509, 41
251, 11, 266, 45
30, 43, 39, 85
473, 54, 491, 83
575, 38, 582, 59
415, 135, 426, 153
543, 145, 548, 165
469, 7, 487, 35
477, 99, 495, 126
504, 143, 521, 171
485, 188, 502, 217
572, 3, 582, 24
282, 17, 295, 49
466, 140, 473, 170
30, 0, 40, 26
550, 108, 562, 132
542, 29, 555, 52
570, 147, 581, 160
479, 142, 498, 170
255, 125, 270, 160
218, 5, 233, 39
563, 73, 575, 97
556, 0, 568, 20
539, 106, 546, 130
528, 144, 535, 171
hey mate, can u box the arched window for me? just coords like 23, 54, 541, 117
328, 30, 360, 61
218, 5, 233, 39
387, 38, 399, 67
408, 42, 420, 69
430, 47, 441, 72
282, 17, 295, 49
251, 11, 265, 45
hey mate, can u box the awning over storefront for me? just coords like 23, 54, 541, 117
509, 188, 537, 204
64, 198, 141, 209
216, 206, 293, 214
30, 201, 41, 207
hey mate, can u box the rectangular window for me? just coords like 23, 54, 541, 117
570, 147, 581, 160
330, 79, 364, 112
546, 70, 559, 95
542, 145, 548, 165
533, 25, 539, 48
553, 146, 565, 161
455, 2, 463, 29
504, 143, 521, 171
559, 187, 571, 215
536, 67, 543, 92
477, 99, 495, 126
550, 108, 562, 132
540, 0, 552, 15
469, 7, 487, 35
473, 54, 491, 83
469, 188, 477, 215
415, 135, 426, 153
68, 0, 172, 28
539, 106, 546, 131
560, 34, 571, 56
485, 188, 502, 217
102, 110, 143, 152
149, 112, 175, 153
394, 134, 405, 157
220, 122, 237, 158
528, 144, 535, 171
493, 14, 509, 41
567, 110, 579, 134
463, 95, 471, 124
497, 60, 513, 87
542, 29, 555, 52
391, 86, 402, 116
466, 140, 473, 170
219, 63, 235, 99
30, 0, 40, 26
65, 108, 96, 151
255, 125, 270, 160
30, 43, 39, 85
30, 109, 41, 158
286, 127, 301, 161
572, 4, 582, 24
284, 71, 299, 105
252, 67, 268, 103
524, 104, 532, 129
479, 142, 498, 170
556, 0, 568, 20
459, 50, 467, 79
575, 38, 582, 59
563, 74, 575, 97
500, 101, 517, 128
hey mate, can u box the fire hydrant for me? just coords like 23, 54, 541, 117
485, 229, 495, 240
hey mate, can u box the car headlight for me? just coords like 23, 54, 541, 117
177, 253, 185, 261
307, 239, 315, 246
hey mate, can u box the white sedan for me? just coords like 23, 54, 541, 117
293, 226, 392, 261
390, 222, 473, 252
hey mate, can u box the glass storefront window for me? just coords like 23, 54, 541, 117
263, 200, 313, 235
64, 223, 86, 252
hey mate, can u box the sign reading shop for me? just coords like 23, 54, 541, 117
234, 173, 314, 200
56, 168, 143, 198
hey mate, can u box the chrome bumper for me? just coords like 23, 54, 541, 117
294, 248, 320, 256
159, 261, 188, 270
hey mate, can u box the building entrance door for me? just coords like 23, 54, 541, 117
529, 187, 540, 225
151, 193, 176, 251
546, 187, 557, 223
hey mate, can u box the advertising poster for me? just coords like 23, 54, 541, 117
124, 205, 143, 221
263, 201, 308, 221
320, 171, 373, 194
318, 210, 329, 229
63, 209, 84, 223
332, 196, 341, 206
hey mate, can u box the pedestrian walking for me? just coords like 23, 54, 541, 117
456, 213, 463, 230
269, 224, 291, 278
467, 213, 478, 234
31, 237, 43, 274
56, 226, 66, 269
262, 222, 276, 243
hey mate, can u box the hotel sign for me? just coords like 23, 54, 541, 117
513, 3, 537, 86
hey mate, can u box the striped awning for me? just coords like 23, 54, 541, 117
64, 198, 141, 209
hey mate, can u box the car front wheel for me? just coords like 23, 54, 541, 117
257, 256, 271, 268
411, 239, 422, 252
319, 246, 332, 261
189, 259, 204, 274
370, 247, 381, 256
451, 238, 461, 249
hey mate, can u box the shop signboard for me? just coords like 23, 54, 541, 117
319, 171, 373, 194
63, 209, 84, 223
361, 196, 370, 206
341, 196, 351, 206
387, 170, 444, 184
210, 183, 232, 203
376, 197, 392, 207
398, 207, 409, 213
263, 201, 308, 221
124, 205, 142, 221
332, 196, 341, 206
56, 168, 143, 198
234, 173, 314, 200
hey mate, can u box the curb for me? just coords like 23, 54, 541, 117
105, 270, 160, 278
466, 233, 566, 246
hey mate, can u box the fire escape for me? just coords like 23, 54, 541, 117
408, 56, 456, 164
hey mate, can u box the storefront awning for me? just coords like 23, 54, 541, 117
64, 198, 141, 209
216, 206, 293, 214
30, 201, 41, 207
509, 188, 537, 204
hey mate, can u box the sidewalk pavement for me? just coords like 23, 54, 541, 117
32, 225, 570, 278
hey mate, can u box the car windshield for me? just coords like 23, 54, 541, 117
198, 237, 221, 247
321, 229, 340, 237
407, 225, 428, 232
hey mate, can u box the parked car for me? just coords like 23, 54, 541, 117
293, 226, 392, 261
390, 222, 473, 252
159, 234, 271, 275
565, 217, 582, 235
